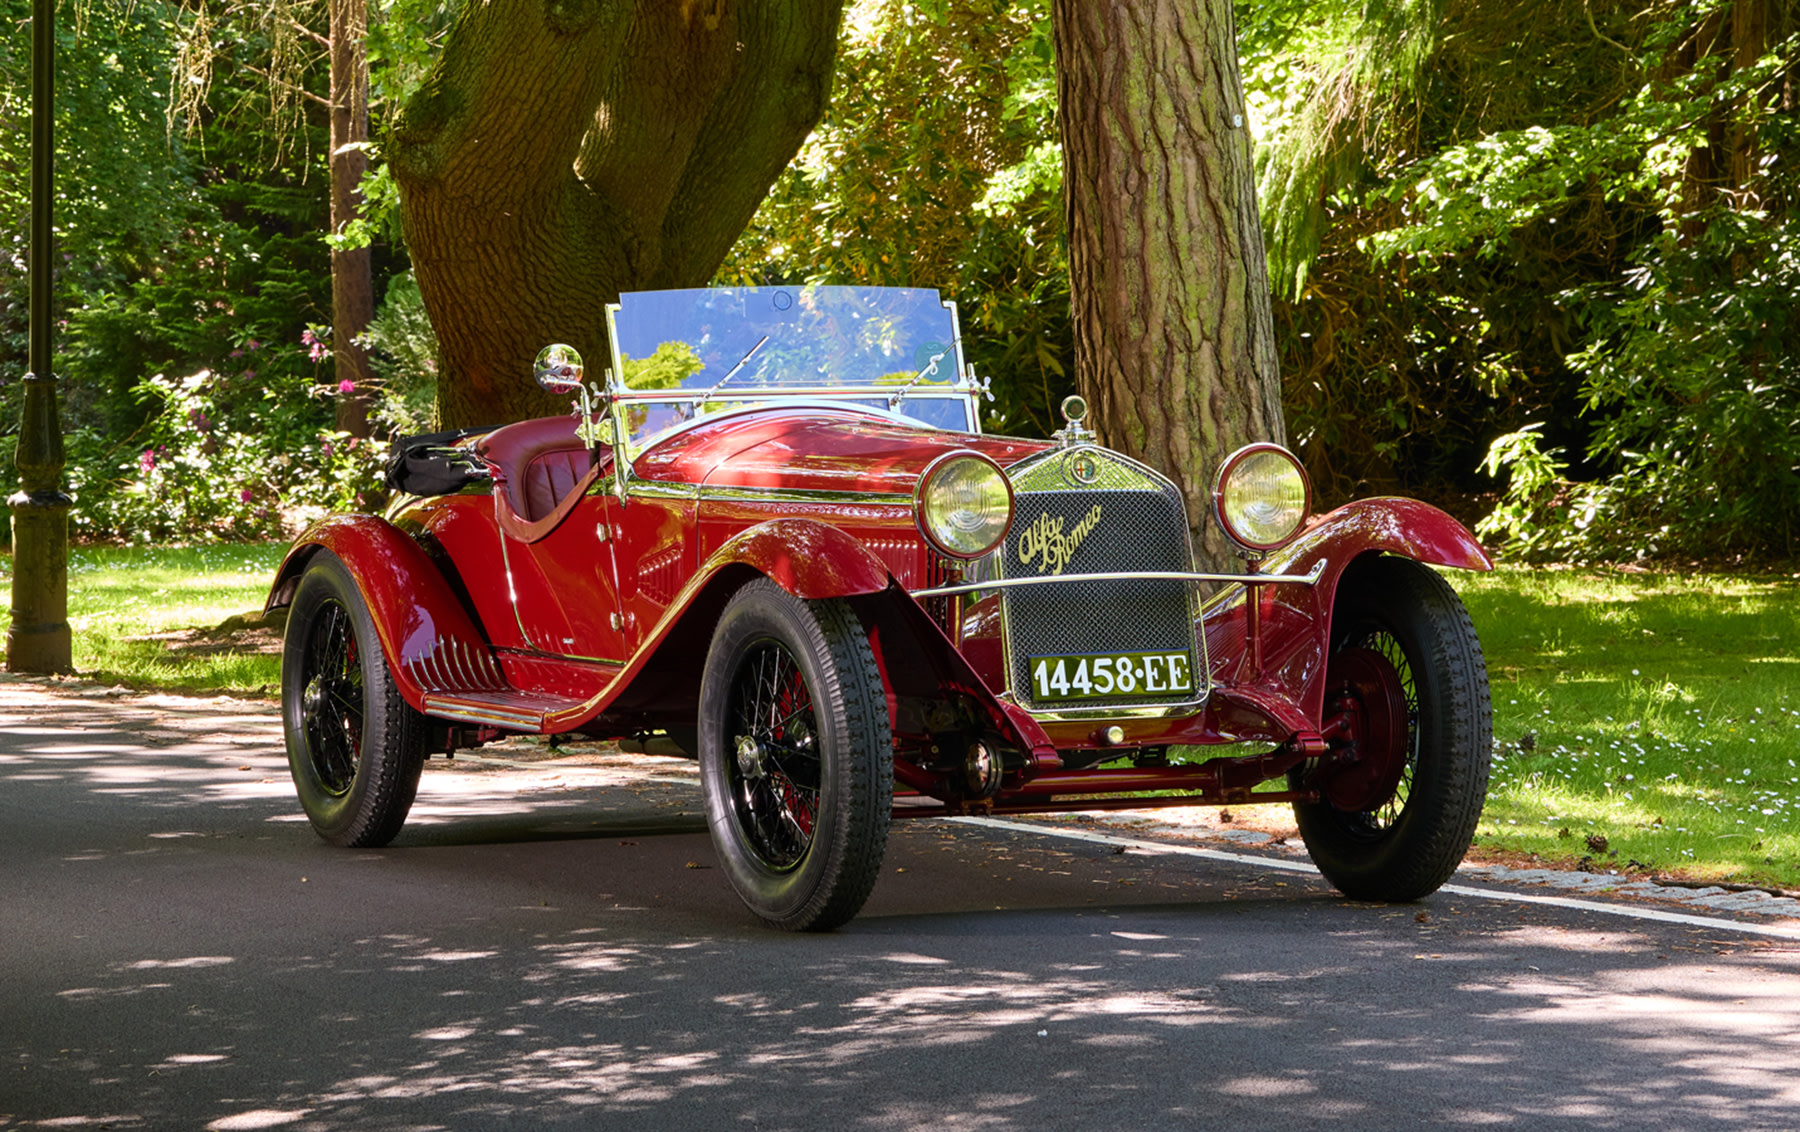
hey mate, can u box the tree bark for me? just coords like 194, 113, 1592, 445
1051, 0, 1284, 569
391, 0, 845, 427
330, 0, 374, 438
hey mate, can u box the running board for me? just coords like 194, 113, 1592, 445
418, 688, 590, 731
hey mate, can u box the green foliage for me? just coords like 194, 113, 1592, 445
621, 341, 704, 390
358, 270, 441, 435
1, 1, 437, 540
77, 365, 384, 542
721, 0, 1074, 437
1247, 0, 1800, 563
333, 0, 460, 252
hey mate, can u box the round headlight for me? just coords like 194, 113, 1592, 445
916, 452, 1013, 559
1212, 443, 1311, 552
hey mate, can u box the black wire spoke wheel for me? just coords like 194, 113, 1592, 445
700, 580, 892, 931
281, 550, 428, 848
728, 640, 824, 869
299, 597, 364, 796
1293, 556, 1492, 902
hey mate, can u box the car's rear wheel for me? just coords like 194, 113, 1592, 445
1292, 556, 1491, 901
698, 579, 892, 931
281, 551, 427, 848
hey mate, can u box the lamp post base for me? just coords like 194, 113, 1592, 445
6, 488, 72, 674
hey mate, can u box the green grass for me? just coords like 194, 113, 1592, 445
0, 542, 288, 694
1453, 566, 1800, 889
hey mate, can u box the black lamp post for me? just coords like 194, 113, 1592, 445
6, 0, 73, 674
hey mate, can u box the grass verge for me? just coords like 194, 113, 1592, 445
0, 542, 287, 695
1454, 566, 1800, 891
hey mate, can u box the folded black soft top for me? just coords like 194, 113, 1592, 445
383, 424, 498, 497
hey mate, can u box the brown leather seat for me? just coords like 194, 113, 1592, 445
475, 416, 611, 522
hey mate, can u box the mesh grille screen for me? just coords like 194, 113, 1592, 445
1000, 455, 1202, 710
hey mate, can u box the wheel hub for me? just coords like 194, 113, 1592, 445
303, 675, 329, 721
1318, 645, 1410, 813
735, 734, 766, 779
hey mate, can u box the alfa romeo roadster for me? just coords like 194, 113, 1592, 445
267, 285, 1493, 930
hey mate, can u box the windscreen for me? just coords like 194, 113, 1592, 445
608, 286, 974, 445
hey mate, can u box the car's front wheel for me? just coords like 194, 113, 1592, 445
1292, 555, 1491, 901
698, 579, 893, 931
281, 551, 427, 848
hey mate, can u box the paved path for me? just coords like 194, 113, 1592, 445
5, 677, 1800, 1130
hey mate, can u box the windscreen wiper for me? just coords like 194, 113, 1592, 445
698, 334, 770, 414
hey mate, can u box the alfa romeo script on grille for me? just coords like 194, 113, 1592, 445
1028, 650, 1195, 702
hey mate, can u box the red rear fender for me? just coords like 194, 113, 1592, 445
267, 514, 492, 710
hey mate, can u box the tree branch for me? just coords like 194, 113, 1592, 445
241, 62, 333, 109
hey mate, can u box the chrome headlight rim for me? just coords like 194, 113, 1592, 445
1211, 442, 1312, 553
914, 450, 1015, 561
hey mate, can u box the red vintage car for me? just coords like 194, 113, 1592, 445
268, 285, 1492, 930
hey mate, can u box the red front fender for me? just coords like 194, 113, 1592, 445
702, 517, 894, 600
1205, 498, 1491, 733
267, 514, 494, 710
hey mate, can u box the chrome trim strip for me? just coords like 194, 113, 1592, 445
419, 695, 545, 729
619, 397, 963, 461
608, 385, 975, 405
622, 477, 700, 501
910, 559, 1326, 598
1004, 698, 1211, 724
942, 298, 981, 436
695, 483, 913, 505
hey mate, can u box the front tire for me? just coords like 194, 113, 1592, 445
281, 551, 427, 848
698, 580, 893, 931
1293, 556, 1491, 901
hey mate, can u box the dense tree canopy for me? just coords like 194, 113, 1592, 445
4, 0, 1797, 563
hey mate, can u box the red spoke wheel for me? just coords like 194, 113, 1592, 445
1293, 556, 1491, 902
281, 551, 428, 848
699, 580, 892, 931
1318, 643, 1413, 817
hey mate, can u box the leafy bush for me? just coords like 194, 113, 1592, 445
73, 365, 385, 543
358, 271, 442, 437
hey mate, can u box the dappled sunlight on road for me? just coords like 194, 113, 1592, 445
9, 679, 1800, 1129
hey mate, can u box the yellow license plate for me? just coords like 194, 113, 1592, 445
1028, 650, 1194, 702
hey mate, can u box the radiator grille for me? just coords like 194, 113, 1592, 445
999, 448, 1204, 712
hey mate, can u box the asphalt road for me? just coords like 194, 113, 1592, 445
5, 677, 1800, 1131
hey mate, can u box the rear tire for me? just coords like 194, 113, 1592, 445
1293, 556, 1491, 901
281, 551, 428, 848
698, 580, 892, 931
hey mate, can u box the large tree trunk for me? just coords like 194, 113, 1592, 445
390, 0, 845, 427
1052, 0, 1284, 569
329, 0, 374, 438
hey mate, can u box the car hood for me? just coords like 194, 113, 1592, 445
633, 406, 1051, 496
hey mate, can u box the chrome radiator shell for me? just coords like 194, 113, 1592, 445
991, 446, 1208, 718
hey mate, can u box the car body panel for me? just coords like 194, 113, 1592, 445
272, 285, 1493, 820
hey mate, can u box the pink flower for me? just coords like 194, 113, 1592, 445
246, 339, 260, 350
338, 379, 356, 395
320, 442, 335, 459
243, 369, 256, 380
239, 488, 254, 503
138, 448, 157, 475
